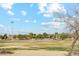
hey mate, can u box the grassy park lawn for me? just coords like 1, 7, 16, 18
0, 39, 79, 55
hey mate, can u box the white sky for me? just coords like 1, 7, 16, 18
0, 0, 79, 3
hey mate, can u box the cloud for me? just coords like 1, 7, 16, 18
0, 24, 4, 28
38, 3, 66, 17
25, 20, 30, 23
38, 3, 47, 13
0, 3, 13, 10
8, 10, 14, 15
33, 20, 37, 23
43, 14, 51, 17
9, 18, 20, 22
25, 19, 37, 24
48, 3, 66, 13
30, 4, 34, 7
0, 3, 14, 16
41, 20, 65, 29
53, 18, 65, 22
21, 10, 27, 16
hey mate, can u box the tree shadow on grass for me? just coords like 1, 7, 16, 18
0, 47, 69, 51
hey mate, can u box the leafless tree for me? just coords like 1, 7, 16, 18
54, 4, 79, 55
63, 8, 79, 56
66, 17, 79, 55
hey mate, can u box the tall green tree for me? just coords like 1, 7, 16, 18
43, 32, 48, 38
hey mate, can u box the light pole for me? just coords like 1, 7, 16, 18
10, 21, 14, 40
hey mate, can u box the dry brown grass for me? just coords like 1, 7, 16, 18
0, 39, 79, 56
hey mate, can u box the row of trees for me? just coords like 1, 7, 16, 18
0, 32, 73, 40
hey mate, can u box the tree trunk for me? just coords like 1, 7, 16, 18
68, 31, 79, 56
